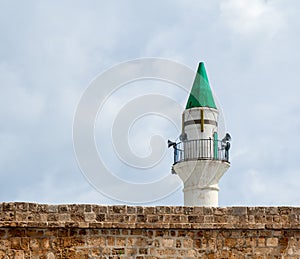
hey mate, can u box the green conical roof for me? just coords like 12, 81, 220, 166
185, 62, 217, 109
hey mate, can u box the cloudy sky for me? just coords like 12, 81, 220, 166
1, 0, 300, 206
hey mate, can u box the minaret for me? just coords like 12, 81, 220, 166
169, 62, 231, 207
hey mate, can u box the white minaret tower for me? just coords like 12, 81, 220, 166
169, 62, 231, 207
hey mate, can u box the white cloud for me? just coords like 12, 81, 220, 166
220, 0, 285, 38
0, 63, 45, 128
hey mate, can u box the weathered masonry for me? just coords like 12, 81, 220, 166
1, 203, 300, 258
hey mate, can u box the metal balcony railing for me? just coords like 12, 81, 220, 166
173, 138, 230, 164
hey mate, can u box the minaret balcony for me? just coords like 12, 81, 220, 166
173, 138, 230, 164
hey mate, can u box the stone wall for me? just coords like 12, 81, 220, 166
0, 202, 300, 258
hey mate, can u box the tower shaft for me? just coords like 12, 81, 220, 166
171, 62, 230, 207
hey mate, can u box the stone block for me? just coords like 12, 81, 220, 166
68, 204, 84, 214
71, 213, 85, 222
155, 206, 165, 214
147, 215, 159, 223
136, 206, 144, 214
13, 250, 24, 259
162, 238, 174, 247
84, 212, 96, 222
144, 207, 155, 214
126, 247, 137, 256
1, 211, 15, 221
29, 238, 40, 250
266, 237, 278, 247
87, 236, 106, 247
36, 204, 48, 213
182, 238, 193, 248
257, 237, 265, 247
214, 207, 227, 216
84, 204, 92, 213
48, 205, 58, 213
2, 203, 16, 212
58, 213, 71, 222
225, 238, 237, 248
96, 206, 108, 214
183, 207, 194, 215
58, 205, 69, 213
278, 207, 292, 215
126, 206, 136, 214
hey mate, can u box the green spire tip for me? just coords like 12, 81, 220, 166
185, 62, 217, 109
